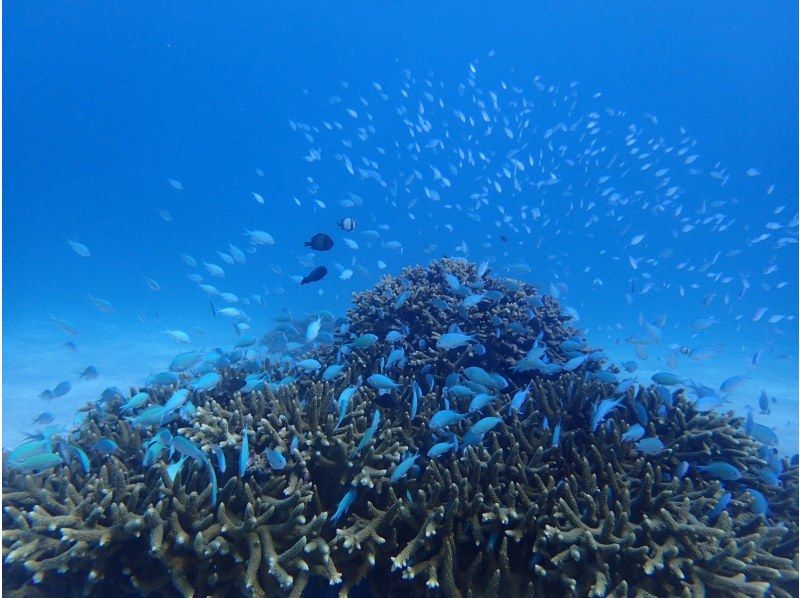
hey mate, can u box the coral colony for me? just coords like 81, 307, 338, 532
3, 259, 798, 596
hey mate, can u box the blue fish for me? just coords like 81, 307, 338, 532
169, 351, 203, 373
410, 381, 421, 420
620, 423, 645, 443
353, 410, 381, 456
430, 298, 449, 311
444, 273, 464, 293
239, 428, 250, 477
436, 332, 476, 350
469, 416, 502, 436
385, 330, 404, 343
592, 370, 617, 384
127, 405, 173, 427
322, 364, 346, 381
162, 389, 192, 413
142, 431, 171, 467
745, 411, 779, 446
551, 420, 562, 448
189, 372, 222, 392
564, 354, 589, 371
32, 412, 55, 425
560, 340, 584, 352
651, 372, 683, 386
330, 487, 358, 525
394, 291, 411, 310
635, 437, 664, 454
68, 444, 90, 473
447, 385, 476, 398
267, 449, 287, 470
120, 392, 150, 413
385, 348, 406, 370
487, 530, 500, 551
696, 462, 741, 481
427, 434, 458, 458
654, 385, 673, 406
351, 334, 379, 349
674, 461, 689, 480
241, 375, 267, 394
462, 293, 487, 308
93, 438, 119, 455
296, 359, 322, 372
52, 381, 72, 397
367, 374, 401, 390
707, 492, 732, 523
746, 488, 768, 515
172, 436, 208, 464
425, 373, 435, 393
509, 382, 532, 414
693, 394, 725, 413
720, 375, 748, 394
632, 401, 648, 427
430, 410, 467, 429
207, 461, 218, 505
101, 387, 126, 403
463, 366, 493, 386
461, 429, 484, 448
213, 445, 227, 473
336, 385, 358, 428
591, 398, 623, 431
166, 456, 188, 482
12, 452, 64, 472
757, 467, 780, 487
146, 372, 180, 387
390, 452, 420, 483
469, 393, 497, 413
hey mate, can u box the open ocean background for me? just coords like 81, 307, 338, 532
4, 2, 798, 459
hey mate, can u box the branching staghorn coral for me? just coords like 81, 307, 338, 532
4, 258, 798, 597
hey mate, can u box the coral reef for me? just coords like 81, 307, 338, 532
3, 258, 798, 597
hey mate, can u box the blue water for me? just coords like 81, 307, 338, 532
4, 3, 798, 454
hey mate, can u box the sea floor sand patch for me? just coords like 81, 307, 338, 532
2, 322, 202, 449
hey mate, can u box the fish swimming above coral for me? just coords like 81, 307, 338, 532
2, 258, 798, 597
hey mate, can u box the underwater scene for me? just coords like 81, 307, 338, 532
3, 3, 798, 597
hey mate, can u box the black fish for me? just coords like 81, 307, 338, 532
304, 233, 334, 251
375, 393, 397, 409
301, 266, 327, 285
